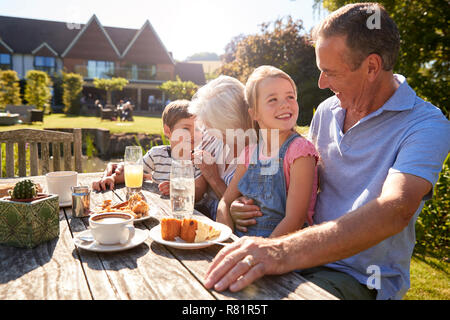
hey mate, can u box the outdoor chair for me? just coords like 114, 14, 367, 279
100, 105, 116, 121
0, 128, 82, 177
28, 109, 44, 123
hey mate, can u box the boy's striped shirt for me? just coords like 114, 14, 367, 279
143, 145, 201, 183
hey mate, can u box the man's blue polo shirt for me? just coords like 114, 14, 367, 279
308, 74, 449, 299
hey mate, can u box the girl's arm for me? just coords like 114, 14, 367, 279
269, 156, 316, 238
216, 164, 248, 229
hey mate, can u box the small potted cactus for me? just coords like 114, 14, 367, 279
0, 179, 60, 248
8, 179, 41, 201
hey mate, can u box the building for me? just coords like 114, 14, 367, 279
184, 60, 222, 75
0, 14, 206, 112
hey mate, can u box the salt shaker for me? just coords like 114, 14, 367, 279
71, 186, 90, 217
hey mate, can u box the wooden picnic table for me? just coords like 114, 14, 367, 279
0, 172, 337, 300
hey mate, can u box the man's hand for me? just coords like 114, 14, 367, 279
204, 236, 288, 292
230, 196, 262, 233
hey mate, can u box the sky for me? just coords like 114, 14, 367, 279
0, 0, 328, 61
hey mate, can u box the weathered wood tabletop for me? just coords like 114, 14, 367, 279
0, 172, 337, 300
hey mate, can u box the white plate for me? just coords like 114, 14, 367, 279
132, 205, 160, 222
73, 228, 149, 252
91, 199, 159, 223
149, 221, 232, 249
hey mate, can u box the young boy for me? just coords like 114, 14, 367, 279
92, 100, 202, 195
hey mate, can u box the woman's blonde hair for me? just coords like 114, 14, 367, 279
189, 75, 252, 137
245, 65, 297, 131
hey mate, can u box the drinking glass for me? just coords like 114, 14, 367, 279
170, 159, 195, 218
124, 146, 143, 197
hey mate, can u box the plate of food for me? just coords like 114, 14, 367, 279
92, 193, 155, 222
150, 217, 232, 249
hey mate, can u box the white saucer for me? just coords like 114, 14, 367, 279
73, 228, 149, 252
149, 221, 232, 249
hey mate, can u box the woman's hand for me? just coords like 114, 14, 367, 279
230, 196, 262, 233
193, 150, 219, 182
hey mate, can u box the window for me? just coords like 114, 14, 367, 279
0, 53, 11, 70
137, 64, 156, 80
87, 60, 114, 78
34, 56, 55, 74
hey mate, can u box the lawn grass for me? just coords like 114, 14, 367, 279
404, 254, 449, 300
1, 113, 310, 136
0, 114, 164, 134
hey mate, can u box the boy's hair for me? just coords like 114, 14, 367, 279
162, 100, 193, 130
245, 65, 297, 131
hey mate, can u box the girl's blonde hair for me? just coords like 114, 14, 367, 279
245, 65, 298, 131
189, 75, 252, 137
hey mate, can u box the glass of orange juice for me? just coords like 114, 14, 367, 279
124, 146, 143, 198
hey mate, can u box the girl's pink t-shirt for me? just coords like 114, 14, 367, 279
238, 136, 319, 225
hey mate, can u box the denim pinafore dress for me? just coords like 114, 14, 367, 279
236, 132, 300, 238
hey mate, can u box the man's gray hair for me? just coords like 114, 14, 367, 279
311, 2, 400, 71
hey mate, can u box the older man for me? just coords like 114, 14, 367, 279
204, 3, 449, 300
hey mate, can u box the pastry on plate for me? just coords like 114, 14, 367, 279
160, 218, 221, 243
180, 218, 221, 243
161, 218, 182, 241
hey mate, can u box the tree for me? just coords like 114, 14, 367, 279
186, 52, 220, 61
159, 76, 198, 100
24, 70, 52, 112
0, 70, 22, 108
314, 0, 449, 117
218, 16, 333, 125
62, 72, 84, 114
93, 77, 128, 105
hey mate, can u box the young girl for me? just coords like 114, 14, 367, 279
216, 66, 319, 238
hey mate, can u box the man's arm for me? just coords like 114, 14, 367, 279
205, 172, 431, 292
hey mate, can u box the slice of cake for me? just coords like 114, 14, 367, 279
161, 218, 182, 241
180, 218, 221, 243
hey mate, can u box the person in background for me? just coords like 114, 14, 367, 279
120, 101, 133, 121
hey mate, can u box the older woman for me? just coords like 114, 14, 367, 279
189, 75, 253, 220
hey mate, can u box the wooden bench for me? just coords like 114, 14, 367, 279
0, 128, 82, 177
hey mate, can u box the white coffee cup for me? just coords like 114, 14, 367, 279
89, 212, 135, 245
46, 171, 78, 205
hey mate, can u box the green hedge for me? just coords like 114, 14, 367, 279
415, 155, 449, 259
